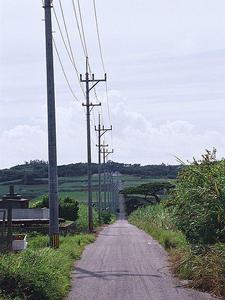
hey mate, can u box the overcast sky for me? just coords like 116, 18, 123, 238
0, 0, 225, 168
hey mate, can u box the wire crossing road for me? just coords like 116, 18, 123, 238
67, 198, 214, 300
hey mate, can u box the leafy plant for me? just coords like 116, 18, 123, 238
59, 197, 79, 222
173, 149, 225, 244
101, 211, 114, 224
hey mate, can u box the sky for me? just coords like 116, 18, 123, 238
0, 0, 225, 168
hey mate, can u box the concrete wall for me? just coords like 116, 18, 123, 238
0, 209, 49, 220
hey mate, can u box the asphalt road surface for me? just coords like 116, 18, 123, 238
67, 196, 215, 300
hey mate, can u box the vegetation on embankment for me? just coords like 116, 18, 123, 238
0, 200, 115, 300
129, 150, 225, 298
129, 204, 225, 298
0, 234, 95, 300
129, 204, 187, 249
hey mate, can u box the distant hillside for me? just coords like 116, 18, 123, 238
0, 160, 180, 183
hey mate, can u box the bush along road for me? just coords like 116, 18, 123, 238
129, 150, 225, 299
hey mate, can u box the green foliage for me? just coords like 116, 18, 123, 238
173, 243, 225, 298
59, 197, 79, 222
128, 150, 225, 298
173, 150, 225, 245
34, 195, 49, 208
101, 211, 114, 224
122, 181, 173, 200
0, 160, 180, 183
124, 196, 147, 215
129, 202, 225, 297
34, 196, 79, 222
0, 234, 95, 300
129, 204, 187, 249
122, 181, 174, 214
75, 204, 99, 231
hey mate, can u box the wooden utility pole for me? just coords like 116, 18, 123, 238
43, 0, 59, 248
95, 116, 112, 222
80, 57, 106, 232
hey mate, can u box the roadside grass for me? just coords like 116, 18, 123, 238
129, 204, 187, 250
0, 234, 95, 300
171, 243, 225, 297
0, 175, 118, 300
129, 204, 225, 298
76, 204, 99, 231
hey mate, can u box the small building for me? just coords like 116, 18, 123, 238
0, 185, 29, 209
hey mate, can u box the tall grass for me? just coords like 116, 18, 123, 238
0, 234, 95, 300
129, 204, 187, 249
76, 204, 99, 231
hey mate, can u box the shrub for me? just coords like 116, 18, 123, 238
173, 149, 225, 245
33, 196, 79, 222
34, 195, 49, 208
59, 197, 79, 222
101, 211, 113, 224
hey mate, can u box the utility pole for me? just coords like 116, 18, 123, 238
102, 149, 113, 210
95, 116, 112, 222
80, 57, 106, 232
43, 0, 59, 248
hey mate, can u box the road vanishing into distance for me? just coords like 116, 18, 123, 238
67, 196, 215, 300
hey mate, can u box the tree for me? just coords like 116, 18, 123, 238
122, 181, 174, 203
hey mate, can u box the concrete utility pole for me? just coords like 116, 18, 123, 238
101, 148, 113, 210
43, 0, 59, 248
95, 116, 112, 222
80, 57, 106, 232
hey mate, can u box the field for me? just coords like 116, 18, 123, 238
0, 174, 160, 203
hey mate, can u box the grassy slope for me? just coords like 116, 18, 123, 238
0, 175, 155, 203
0, 234, 95, 300
129, 204, 225, 298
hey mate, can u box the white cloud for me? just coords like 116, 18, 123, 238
0, 125, 47, 168
109, 93, 225, 164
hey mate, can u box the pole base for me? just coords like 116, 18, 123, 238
50, 234, 59, 249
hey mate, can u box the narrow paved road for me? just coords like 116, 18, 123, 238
67, 196, 214, 300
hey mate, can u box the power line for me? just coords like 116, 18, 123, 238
55, 0, 85, 96
92, 0, 112, 126
58, 0, 77, 69
52, 7, 73, 65
93, 0, 105, 73
76, 0, 101, 114
71, 0, 87, 56
77, 0, 89, 59
52, 37, 79, 102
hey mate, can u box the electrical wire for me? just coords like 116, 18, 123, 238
93, 0, 113, 149
77, 0, 89, 60
76, 0, 101, 115
93, 0, 105, 73
52, 37, 79, 102
56, 0, 85, 96
71, 0, 87, 57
